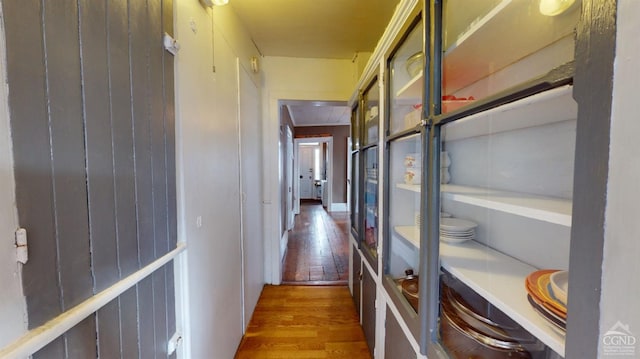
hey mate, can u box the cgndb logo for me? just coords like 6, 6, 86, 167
602, 321, 637, 356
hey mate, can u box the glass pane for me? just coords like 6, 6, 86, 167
441, 0, 579, 113
363, 147, 379, 259
437, 86, 577, 357
364, 79, 380, 146
352, 106, 360, 150
387, 133, 422, 313
389, 20, 424, 135
351, 152, 360, 236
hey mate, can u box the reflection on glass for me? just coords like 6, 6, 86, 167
389, 20, 424, 135
351, 152, 360, 236
387, 133, 422, 313
441, 0, 579, 113
364, 79, 380, 146
437, 86, 577, 357
363, 147, 378, 259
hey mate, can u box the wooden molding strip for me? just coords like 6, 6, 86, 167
0, 242, 187, 358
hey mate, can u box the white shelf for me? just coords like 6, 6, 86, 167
443, 85, 576, 142
366, 178, 378, 185
441, 184, 572, 227
394, 225, 420, 248
440, 240, 565, 356
396, 183, 421, 193
395, 70, 423, 101
443, 0, 578, 94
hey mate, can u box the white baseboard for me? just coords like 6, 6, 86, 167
329, 203, 348, 212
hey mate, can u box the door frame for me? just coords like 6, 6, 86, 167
293, 136, 333, 214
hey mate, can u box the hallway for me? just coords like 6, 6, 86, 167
234, 285, 371, 359
282, 201, 350, 284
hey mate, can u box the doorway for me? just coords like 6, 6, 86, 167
293, 136, 333, 214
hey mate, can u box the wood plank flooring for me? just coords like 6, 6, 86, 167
282, 201, 350, 284
234, 285, 371, 359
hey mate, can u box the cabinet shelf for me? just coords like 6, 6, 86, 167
394, 225, 420, 248
443, 0, 577, 94
442, 184, 572, 226
395, 225, 566, 354
395, 70, 423, 102
396, 183, 421, 193
443, 85, 576, 142
440, 240, 565, 356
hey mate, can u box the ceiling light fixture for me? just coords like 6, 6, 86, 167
539, 0, 578, 16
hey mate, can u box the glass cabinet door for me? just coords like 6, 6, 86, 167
361, 78, 380, 269
386, 133, 423, 314
389, 19, 424, 135
364, 79, 380, 146
383, 16, 425, 333
435, 1, 579, 355
352, 104, 360, 150
363, 147, 378, 262
436, 89, 577, 358
350, 105, 361, 237
382, 16, 426, 340
441, 0, 579, 113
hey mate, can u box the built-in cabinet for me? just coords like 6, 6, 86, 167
349, 0, 611, 358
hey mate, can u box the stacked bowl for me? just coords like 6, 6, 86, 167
525, 270, 568, 336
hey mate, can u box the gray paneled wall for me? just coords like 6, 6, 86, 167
2, 0, 177, 357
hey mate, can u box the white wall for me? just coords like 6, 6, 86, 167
0, 12, 27, 349
261, 56, 356, 284
599, 0, 640, 355
174, 2, 263, 357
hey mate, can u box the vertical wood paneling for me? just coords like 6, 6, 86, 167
166, 266, 177, 358
4, 0, 177, 356
131, 0, 156, 267
109, 0, 140, 276
2, 0, 61, 329
33, 337, 65, 359
149, 0, 169, 259
153, 268, 169, 356
42, 0, 93, 310
65, 316, 97, 358
97, 299, 122, 358
163, 0, 178, 251
79, 0, 119, 292
120, 287, 141, 359
137, 277, 156, 358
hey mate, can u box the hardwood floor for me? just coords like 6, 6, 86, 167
235, 285, 371, 359
282, 201, 350, 284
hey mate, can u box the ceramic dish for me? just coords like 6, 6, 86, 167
527, 295, 566, 335
405, 52, 423, 78
526, 288, 566, 325
440, 217, 478, 231
525, 270, 566, 317
549, 270, 568, 306
441, 235, 473, 244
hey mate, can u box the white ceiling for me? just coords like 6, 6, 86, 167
286, 101, 351, 127
230, 0, 400, 127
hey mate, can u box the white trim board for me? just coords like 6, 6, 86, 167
0, 243, 187, 358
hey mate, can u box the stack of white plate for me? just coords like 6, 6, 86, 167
440, 217, 477, 243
